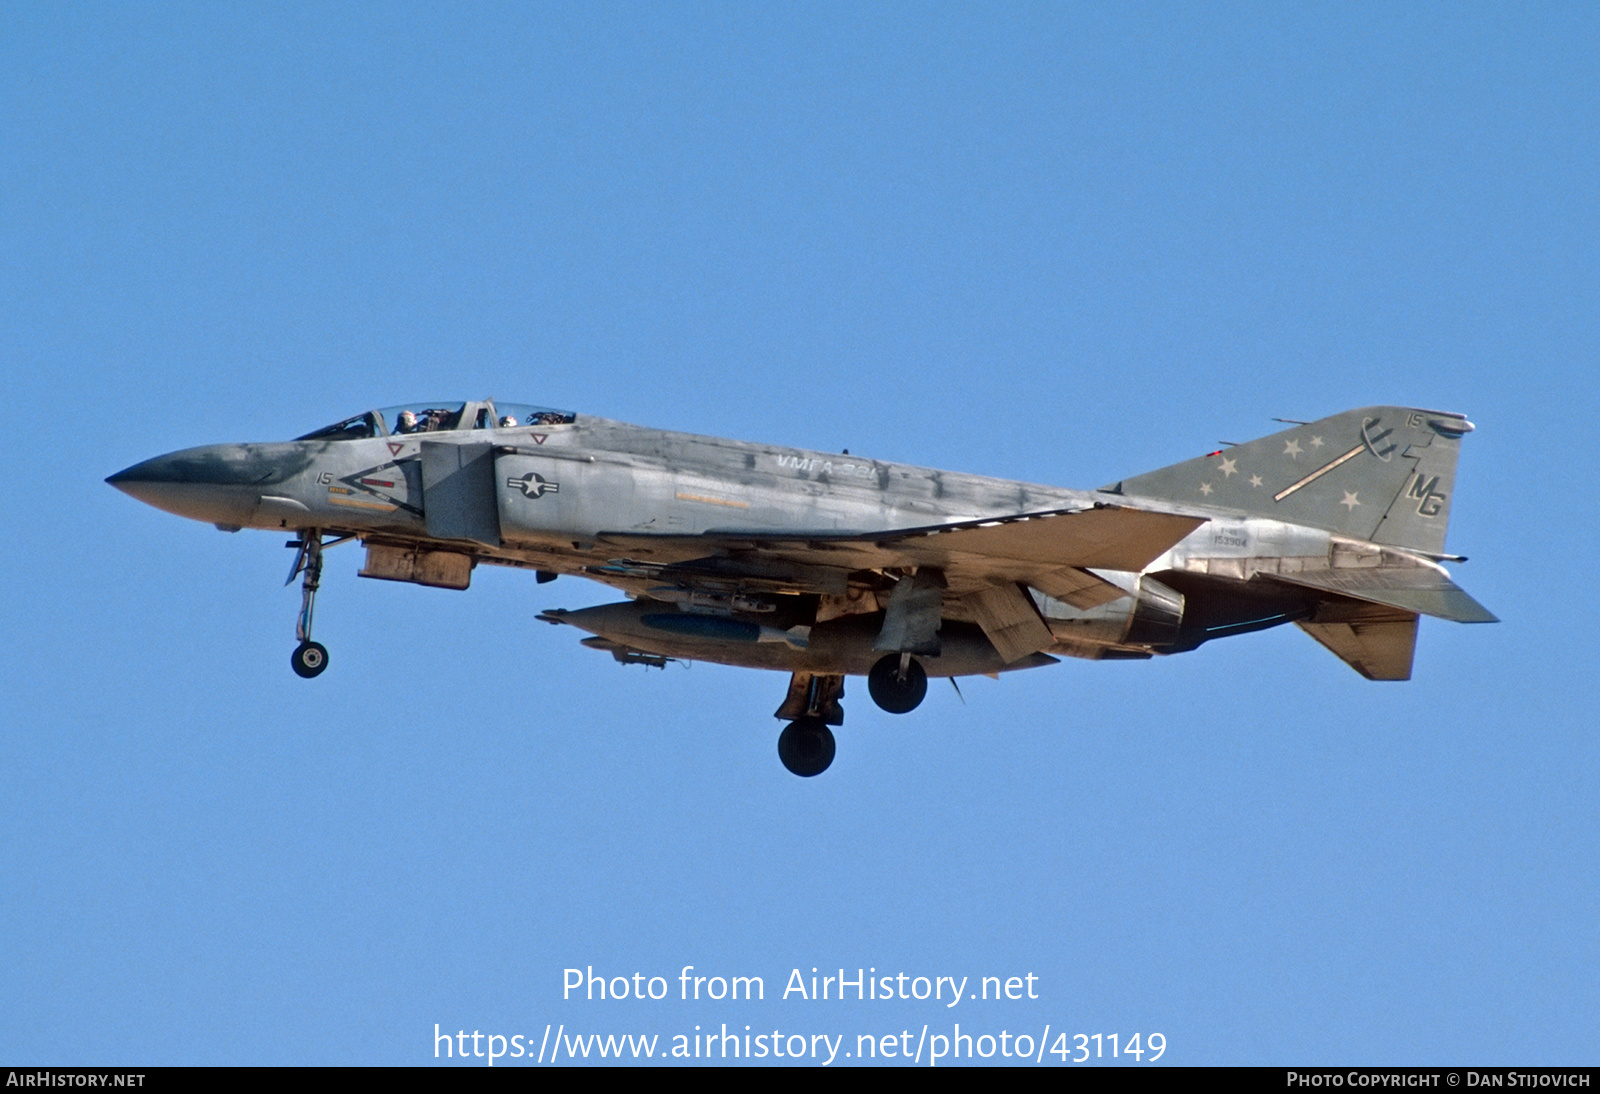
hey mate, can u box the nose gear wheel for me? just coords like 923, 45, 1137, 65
292, 641, 328, 678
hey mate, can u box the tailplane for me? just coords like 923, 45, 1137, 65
1105, 406, 1475, 556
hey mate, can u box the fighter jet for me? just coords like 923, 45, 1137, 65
108, 400, 1495, 776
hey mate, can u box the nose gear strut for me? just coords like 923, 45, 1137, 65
284, 531, 353, 678
288, 531, 328, 677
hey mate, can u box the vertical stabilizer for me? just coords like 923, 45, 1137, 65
1106, 407, 1473, 555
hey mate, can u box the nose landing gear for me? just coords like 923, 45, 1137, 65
288, 531, 329, 678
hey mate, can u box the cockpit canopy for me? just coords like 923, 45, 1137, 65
297, 400, 576, 441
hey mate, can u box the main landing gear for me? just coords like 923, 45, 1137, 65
868, 653, 927, 714
771, 656, 930, 777
778, 719, 836, 778
774, 672, 844, 777
288, 531, 329, 678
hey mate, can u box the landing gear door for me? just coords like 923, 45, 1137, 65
420, 441, 501, 546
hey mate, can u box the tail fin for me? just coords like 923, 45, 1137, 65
1105, 406, 1474, 556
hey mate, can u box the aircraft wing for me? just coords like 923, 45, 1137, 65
596, 505, 1206, 609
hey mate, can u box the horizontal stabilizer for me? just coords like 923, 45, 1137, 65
1267, 567, 1497, 624
1296, 598, 1420, 681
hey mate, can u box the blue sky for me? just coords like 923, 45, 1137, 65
3, 2, 1595, 1066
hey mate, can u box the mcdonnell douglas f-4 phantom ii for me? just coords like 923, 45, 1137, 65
108, 400, 1495, 776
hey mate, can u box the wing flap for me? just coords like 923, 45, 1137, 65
964, 582, 1057, 663
1025, 566, 1130, 609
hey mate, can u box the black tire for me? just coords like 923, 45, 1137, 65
777, 718, 836, 777
868, 654, 927, 714
291, 641, 328, 679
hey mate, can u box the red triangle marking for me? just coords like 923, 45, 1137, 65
532, 434, 547, 445
387, 442, 404, 456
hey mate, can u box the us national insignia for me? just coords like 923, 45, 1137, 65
507, 472, 560, 499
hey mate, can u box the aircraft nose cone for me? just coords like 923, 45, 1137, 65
106, 444, 305, 526
106, 454, 190, 509
106, 455, 177, 491
109, 446, 253, 488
